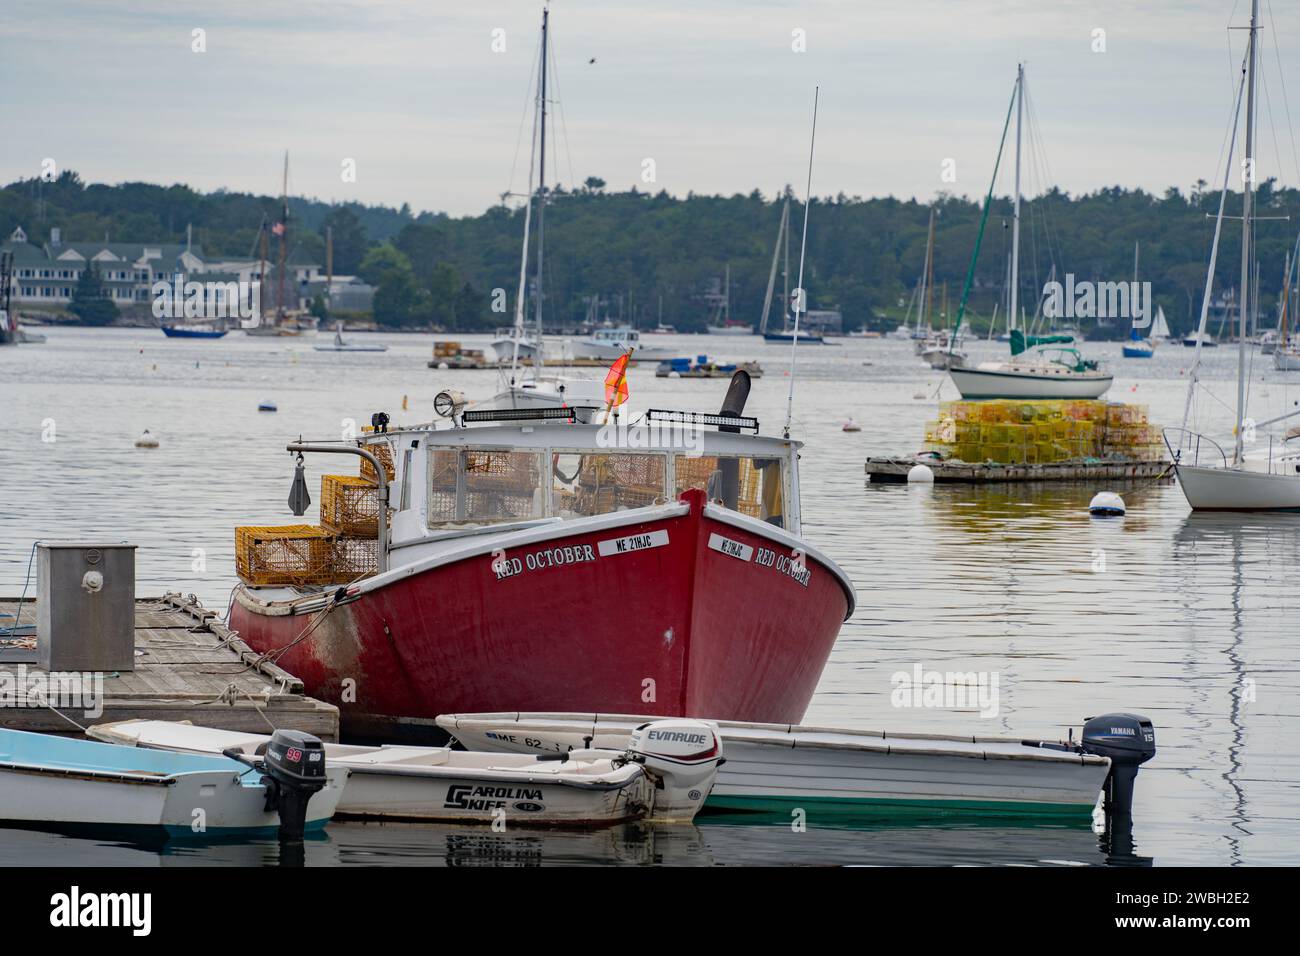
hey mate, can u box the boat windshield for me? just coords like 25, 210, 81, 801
425, 445, 787, 528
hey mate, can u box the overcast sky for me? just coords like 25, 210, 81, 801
3, 1, 1296, 216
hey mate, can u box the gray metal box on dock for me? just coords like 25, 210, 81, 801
37, 543, 137, 672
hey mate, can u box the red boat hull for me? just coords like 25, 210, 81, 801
230, 491, 852, 740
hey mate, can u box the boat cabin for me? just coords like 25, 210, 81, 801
378, 412, 800, 552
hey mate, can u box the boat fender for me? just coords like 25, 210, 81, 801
1089, 491, 1125, 516
1080, 713, 1155, 818
535, 752, 570, 763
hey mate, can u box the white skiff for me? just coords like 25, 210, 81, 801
89, 718, 722, 825
436, 713, 1113, 820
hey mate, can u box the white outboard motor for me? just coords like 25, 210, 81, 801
625, 719, 724, 822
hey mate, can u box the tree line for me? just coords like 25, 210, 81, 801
4, 171, 1296, 335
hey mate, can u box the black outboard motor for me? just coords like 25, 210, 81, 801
1080, 713, 1155, 818
225, 729, 327, 844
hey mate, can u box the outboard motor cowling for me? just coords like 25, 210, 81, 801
625, 719, 723, 822
234, 729, 328, 843
1081, 713, 1155, 818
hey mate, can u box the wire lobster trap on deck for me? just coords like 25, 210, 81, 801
235, 525, 337, 587
358, 439, 396, 482
320, 474, 383, 537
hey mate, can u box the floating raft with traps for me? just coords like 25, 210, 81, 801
865, 455, 1172, 484
0, 593, 338, 739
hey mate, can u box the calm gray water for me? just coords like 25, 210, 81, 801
2, 327, 1297, 866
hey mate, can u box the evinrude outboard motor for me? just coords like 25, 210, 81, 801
625, 719, 724, 822
224, 729, 327, 843
1080, 713, 1155, 818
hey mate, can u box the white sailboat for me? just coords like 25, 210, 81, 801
1172, 0, 1300, 511
482, 7, 608, 415
947, 64, 1111, 400
705, 264, 753, 334
1122, 242, 1156, 358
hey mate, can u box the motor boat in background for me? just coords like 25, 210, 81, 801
91, 717, 723, 825
161, 324, 228, 339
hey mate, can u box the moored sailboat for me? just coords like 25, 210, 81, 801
946, 64, 1110, 399
1171, 0, 1300, 510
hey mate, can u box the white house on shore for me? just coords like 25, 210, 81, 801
1, 226, 324, 313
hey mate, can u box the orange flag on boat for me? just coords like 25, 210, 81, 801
604, 350, 632, 407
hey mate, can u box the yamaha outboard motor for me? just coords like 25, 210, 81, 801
1080, 713, 1155, 818
225, 729, 327, 843
625, 719, 724, 822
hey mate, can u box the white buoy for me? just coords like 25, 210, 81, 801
842, 418, 861, 432
908, 463, 935, 483
437, 361, 449, 370
1089, 491, 1125, 516
134, 430, 159, 448
668, 370, 681, 379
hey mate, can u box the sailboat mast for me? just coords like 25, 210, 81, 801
783, 86, 819, 439
277, 151, 288, 318
724, 263, 730, 323
533, 5, 549, 368
920, 207, 934, 331
759, 198, 787, 335
1009, 64, 1023, 339
1234, 0, 1258, 466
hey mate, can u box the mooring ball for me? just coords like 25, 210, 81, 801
908, 463, 935, 484
1089, 491, 1126, 516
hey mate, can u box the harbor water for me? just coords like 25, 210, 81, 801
1, 328, 1296, 865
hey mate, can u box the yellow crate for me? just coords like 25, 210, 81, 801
235, 525, 336, 587
333, 536, 378, 580
359, 441, 396, 482
321, 474, 382, 537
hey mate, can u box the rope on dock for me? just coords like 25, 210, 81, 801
194, 681, 279, 732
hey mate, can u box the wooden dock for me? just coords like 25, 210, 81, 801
865, 455, 1173, 484
0, 593, 338, 739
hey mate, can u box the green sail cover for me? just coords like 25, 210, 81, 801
1010, 329, 1074, 356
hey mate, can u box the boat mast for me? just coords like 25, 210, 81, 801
783, 86, 819, 439
1180, 48, 1247, 437
1234, 0, 1258, 467
724, 263, 730, 324
759, 197, 788, 335
919, 207, 934, 332
533, 5, 549, 372
277, 151, 289, 319
1009, 64, 1023, 343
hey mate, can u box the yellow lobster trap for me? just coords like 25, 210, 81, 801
320, 474, 383, 537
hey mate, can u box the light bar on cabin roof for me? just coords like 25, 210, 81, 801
645, 409, 760, 433
460, 406, 599, 424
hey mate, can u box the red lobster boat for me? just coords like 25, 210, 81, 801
229, 383, 855, 741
